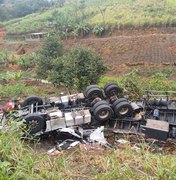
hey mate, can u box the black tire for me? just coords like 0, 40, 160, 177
91, 100, 108, 112
93, 104, 113, 121
85, 87, 103, 100
104, 82, 117, 91
24, 113, 46, 134
104, 83, 122, 97
21, 95, 43, 107
112, 98, 128, 108
85, 85, 99, 94
113, 101, 133, 118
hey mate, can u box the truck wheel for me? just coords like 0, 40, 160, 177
85, 87, 103, 101
93, 103, 113, 121
21, 95, 43, 107
112, 98, 128, 108
113, 101, 133, 118
91, 100, 108, 112
24, 113, 46, 134
85, 85, 99, 94
104, 83, 122, 98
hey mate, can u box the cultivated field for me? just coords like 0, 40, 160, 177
65, 28, 176, 76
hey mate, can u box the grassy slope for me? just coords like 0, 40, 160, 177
2, 0, 176, 34
1, 121, 176, 179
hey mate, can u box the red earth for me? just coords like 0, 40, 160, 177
1, 27, 176, 76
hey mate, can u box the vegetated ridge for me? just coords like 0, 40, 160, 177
1, 0, 176, 35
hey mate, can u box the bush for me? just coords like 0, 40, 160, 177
36, 34, 63, 78
48, 46, 107, 90
18, 53, 39, 70
41, 33, 63, 58
92, 25, 104, 36
75, 23, 90, 37
0, 71, 23, 81
120, 70, 143, 99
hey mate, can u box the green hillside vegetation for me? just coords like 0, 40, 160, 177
0, 0, 51, 21
2, 0, 176, 35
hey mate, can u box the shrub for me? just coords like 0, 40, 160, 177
36, 34, 63, 78
48, 46, 107, 90
18, 53, 39, 70
75, 23, 90, 37
120, 70, 143, 99
0, 71, 23, 81
92, 25, 104, 36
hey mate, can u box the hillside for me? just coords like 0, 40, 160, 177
0, 0, 50, 21
2, 0, 176, 34
64, 28, 176, 76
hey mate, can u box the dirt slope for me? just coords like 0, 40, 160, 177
1, 28, 176, 76
65, 32, 176, 75
0, 28, 5, 49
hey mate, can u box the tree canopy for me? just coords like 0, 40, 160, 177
0, 0, 51, 21
36, 33, 106, 90
48, 46, 106, 90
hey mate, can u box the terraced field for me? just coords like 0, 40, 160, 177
66, 31, 176, 68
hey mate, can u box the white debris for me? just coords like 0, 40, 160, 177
89, 126, 107, 145
116, 139, 129, 144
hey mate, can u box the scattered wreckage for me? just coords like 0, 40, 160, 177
0, 83, 176, 150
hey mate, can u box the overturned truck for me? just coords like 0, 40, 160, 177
1, 83, 176, 141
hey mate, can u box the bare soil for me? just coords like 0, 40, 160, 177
65, 31, 176, 76
1, 27, 176, 76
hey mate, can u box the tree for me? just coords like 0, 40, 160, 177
50, 0, 65, 7
48, 46, 106, 90
97, 0, 109, 25
36, 33, 63, 79
49, 10, 69, 34
68, 0, 86, 24
0, 0, 50, 21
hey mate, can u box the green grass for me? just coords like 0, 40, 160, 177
1, 123, 176, 179
99, 69, 176, 99
2, 0, 176, 34
0, 84, 36, 98
0, 68, 176, 179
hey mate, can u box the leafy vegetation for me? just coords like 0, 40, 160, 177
2, 0, 176, 35
48, 46, 106, 90
92, 24, 104, 36
1, 122, 176, 179
0, 71, 23, 81
0, 84, 35, 98
37, 34, 106, 90
99, 69, 176, 99
0, 50, 12, 65
0, 0, 51, 21
17, 53, 40, 70
36, 34, 64, 79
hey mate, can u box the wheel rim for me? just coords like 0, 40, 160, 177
28, 119, 39, 129
110, 90, 117, 96
119, 107, 129, 115
99, 110, 110, 119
